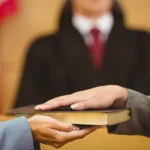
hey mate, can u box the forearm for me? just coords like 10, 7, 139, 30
0, 117, 34, 150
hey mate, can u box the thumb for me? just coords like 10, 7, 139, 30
71, 100, 94, 110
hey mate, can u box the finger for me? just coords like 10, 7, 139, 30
34, 97, 66, 110
70, 97, 99, 110
42, 126, 99, 147
34, 95, 77, 110
46, 116, 79, 132
71, 94, 112, 110
63, 126, 98, 142
35, 96, 76, 110
38, 129, 63, 148
35, 93, 94, 110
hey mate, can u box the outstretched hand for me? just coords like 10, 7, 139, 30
28, 115, 98, 148
35, 85, 128, 111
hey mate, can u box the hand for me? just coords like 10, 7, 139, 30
35, 85, 128, 111
28, 115, 98, 148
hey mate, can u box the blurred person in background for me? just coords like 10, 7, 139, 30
14, 0, 150, 107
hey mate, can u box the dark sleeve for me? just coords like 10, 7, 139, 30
14, 37, 55, 108
108, 89, 150, 137
130, 31, 150, 95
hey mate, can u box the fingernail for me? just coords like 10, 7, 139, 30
71, 104, 79, 109
34, 105, 41, 110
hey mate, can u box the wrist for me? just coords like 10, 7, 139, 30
28, 118, 36, 141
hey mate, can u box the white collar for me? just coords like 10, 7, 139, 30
72, 13, 114, 41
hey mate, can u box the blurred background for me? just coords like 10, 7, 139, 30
0, 0, 150, 150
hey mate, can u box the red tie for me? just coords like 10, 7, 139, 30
89, 28, 104, 70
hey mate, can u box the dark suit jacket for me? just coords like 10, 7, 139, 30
14, 21, 150, 107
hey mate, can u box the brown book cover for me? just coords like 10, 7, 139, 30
6, 105, 132, 126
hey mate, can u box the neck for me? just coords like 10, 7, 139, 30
73, 10, 110, 21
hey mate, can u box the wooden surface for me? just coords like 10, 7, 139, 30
0, 115, 150, 150
41, 129, 150, 150
0, 115, 14, 122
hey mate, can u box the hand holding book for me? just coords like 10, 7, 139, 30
28, 115, 98, 148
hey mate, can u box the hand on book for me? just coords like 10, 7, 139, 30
28, 115, 98, 148
35, 85, 128, 111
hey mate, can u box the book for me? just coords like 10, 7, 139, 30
6, 105, 132, 126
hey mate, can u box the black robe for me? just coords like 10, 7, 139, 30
14, 21, 150, 108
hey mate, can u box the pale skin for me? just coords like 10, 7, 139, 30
72, 0, 114, 20
35, 85, 128, 111
28, 115, 98, 148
